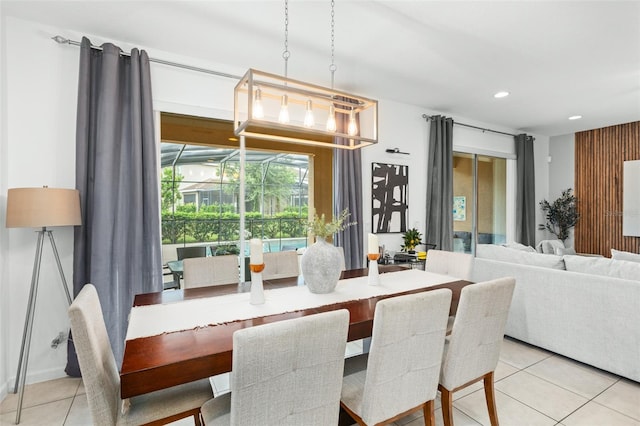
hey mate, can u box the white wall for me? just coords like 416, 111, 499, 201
549, 133, 575, 199
0, 16, 553, 392
0, 1, 9, 401
360, 100, 429, 253
1, 17, 80, 399
542, 132, 576, 245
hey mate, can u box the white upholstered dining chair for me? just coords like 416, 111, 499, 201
425, 249, 475, 333
183, 255, 239, 289
261, 250, 300, 280
424, 249, 474, 280
340, 289, 452, 426
439, 277, 516, 426
68, 283, 213, 425
200, 309, 350, 425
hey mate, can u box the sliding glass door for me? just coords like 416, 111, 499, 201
453, 153, 506, 253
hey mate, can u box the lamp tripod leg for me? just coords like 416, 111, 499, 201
47, 231, 73, 305
14, 229, 45, 424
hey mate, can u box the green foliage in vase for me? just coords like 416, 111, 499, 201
402, 228, 422, 251
539, 188, 579, 242
306, 208, 356, 240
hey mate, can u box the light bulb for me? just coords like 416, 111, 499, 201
303, 100, 315, 127
347, 109, 358, 136
326, 104, 337, 132
278, 94, 289, 124
252, 88, 264, 119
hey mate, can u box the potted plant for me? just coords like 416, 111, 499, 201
402, 228, 422, 253
539, 189, 579, 242
301, 208, 356, 293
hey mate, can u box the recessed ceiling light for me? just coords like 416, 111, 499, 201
494, 91, 510, 98
568, 115, 582, 120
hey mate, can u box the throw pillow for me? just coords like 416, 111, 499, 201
609, 259, 640, 280
611, 249, 640, 263
555, 247, 577, 256
541, 239, 565, 254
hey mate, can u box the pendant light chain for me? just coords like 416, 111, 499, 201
283, 0, 290, 79
329, 0, 336, 89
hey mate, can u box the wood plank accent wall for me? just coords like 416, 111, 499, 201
575, 121, 640, 256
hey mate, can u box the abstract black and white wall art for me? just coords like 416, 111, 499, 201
371, 162, 408, 233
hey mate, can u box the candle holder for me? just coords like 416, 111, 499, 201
249, 263, 266, 305
367, 253, 380, 286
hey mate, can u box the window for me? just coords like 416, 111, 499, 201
160, 143, 310, 259
159, 112, 335, 284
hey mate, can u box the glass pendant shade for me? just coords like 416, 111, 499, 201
303, 100, 315, 127
252, 88, 264, 119
278, 94, 290, 123
347, 109, 358, 136
235, 69, 378, 150
326, 104, 337, 132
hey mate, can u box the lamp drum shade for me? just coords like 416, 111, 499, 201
6, 187, 81, 228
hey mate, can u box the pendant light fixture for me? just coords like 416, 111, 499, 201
234, 0, 378, 150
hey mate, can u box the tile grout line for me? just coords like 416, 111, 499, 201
567, 378, 640, 423
494, 389, 560, 424
516, 368, 603, 401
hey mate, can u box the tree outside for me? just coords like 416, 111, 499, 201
225, 162, 298, 214
161, 167, 184, 212
160, 160, 307, 245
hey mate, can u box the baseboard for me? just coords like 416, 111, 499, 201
4, 365, 70, 393
0, 381, 7, 404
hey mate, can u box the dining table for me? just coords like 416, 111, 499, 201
120, 265, 472, 399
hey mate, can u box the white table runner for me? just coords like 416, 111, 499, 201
126, 269, 457, 340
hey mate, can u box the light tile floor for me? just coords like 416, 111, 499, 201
1, 337, 639, 425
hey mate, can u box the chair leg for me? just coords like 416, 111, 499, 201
483, 371, 499, 426
439, 385, 454, 426
423, 400, 435, 426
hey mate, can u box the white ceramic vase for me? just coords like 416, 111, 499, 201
300, 238, 343, 294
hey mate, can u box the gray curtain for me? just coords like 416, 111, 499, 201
425, 116, 454, 251
334, 105, 364, 269
515, 133, 536, 246
66, 37, 162, 375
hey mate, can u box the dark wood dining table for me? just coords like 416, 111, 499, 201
120, 266, 472, 398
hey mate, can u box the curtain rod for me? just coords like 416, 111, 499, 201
422, 113, 519, 138
52, 35, 242, 80
53, 35, 525, 138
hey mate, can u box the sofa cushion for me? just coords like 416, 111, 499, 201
611, 249, 640, 263
476, 244, 566, 269
563, 255, 640, 281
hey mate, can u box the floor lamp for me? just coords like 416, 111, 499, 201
5, 187, 81, 424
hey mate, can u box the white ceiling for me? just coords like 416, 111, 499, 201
3, 0, 640, 137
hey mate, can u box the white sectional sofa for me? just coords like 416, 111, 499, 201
472, 244, 640, 382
